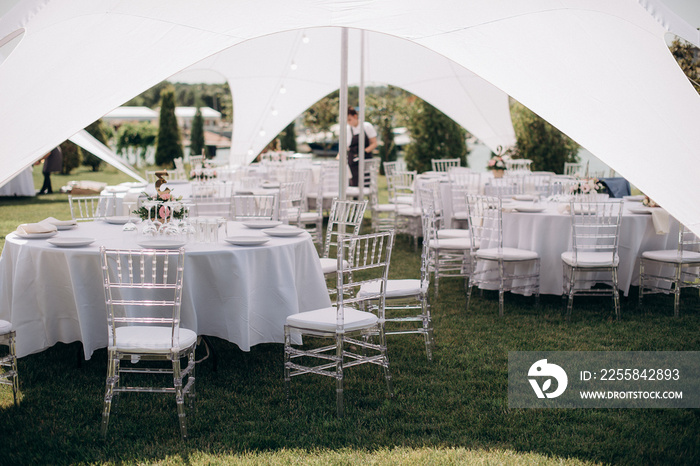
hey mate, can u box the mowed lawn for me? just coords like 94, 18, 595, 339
0, 165, 698, 465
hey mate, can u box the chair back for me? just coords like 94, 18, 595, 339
484, 176, 522, 197
336, 231, 394, 331
466, 194, 502, 251
522, 173, 552, 197
505, 158, 533, 172
230, 194, 278, 221
677, 224, 700, 260
418, 184, 444, 228
387, 170, 416, 203
564, 162, 584, 177
431, 158, 461, 172
279, 181, 306, 224
568, 200, 623, 264
383, 160, 400, 177
189, 154, 204, 169
323, 199, 368, 259
69, 194, 117, 221
100, 247, 186, 352
191, 182, 233, 218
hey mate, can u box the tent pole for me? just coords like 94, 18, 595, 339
358, 30, 366, 200
338, 27, 349, 201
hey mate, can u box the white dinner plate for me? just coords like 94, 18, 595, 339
628, 207, 652, 215
243, 220, 282, 229
514, 206, 546, 213
261, 181, 280, 188
47, 237, 95, 248
263, 226, 304, 237
224, 236, 269, 246
513, 194, 537, 201
623, 195, 645, 202
136, 239, 187, 249
15, 231, 58, 239
165, 179, 189, 185
56, 223, 78, 230
104, 216, 130, 225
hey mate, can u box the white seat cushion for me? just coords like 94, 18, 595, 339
373, 203, 396, 213
358, 279, 427, 299
392, 195, 414, 205
452, 210, 469, 220
319, 257, 349, 274
397, 205, 422, 217
0, 319, 12, 335
477, 247, 539, 261
642, 249, 700, 263
437, 229, 470, 239
286, 306, 378, 333
430, 238, 472, 250
561, 251, 619, 267
111, 326, 197, 353
299, 211, 321, 222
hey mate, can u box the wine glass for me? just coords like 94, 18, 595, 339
122, 200, 138, 232
140, 200, 158, 237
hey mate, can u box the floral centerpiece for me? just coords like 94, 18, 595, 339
642, 196, 659, 207
487, 146, 511, 178
190, 160, 217, 180
570, 176, 604, 195
133, 189, 186, 222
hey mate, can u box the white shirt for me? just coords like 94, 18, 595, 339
346, 121, 377, 148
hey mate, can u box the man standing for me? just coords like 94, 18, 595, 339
38, 146, 63, 195
346, 107, 378, 187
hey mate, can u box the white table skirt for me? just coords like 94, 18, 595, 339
0, 167, 35, 197
0, 221, 330, 358
476, 201, 678, 296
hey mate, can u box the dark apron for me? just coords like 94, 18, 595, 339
348, 131, 370, 187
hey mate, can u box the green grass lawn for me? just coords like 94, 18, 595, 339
0, 167, 698, 465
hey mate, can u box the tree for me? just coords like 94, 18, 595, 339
509, 100, 579, 173
304, 94, 339, 152
669, 38, 700, 94
190, 107, 206, 157
404, 98, 468, 173
279, 121, 297, 152
116, 122, 157, 167
366, 87, 410, 174
60, 140, 82, 175
81, 119, 109, 171
155, 87, 183, 167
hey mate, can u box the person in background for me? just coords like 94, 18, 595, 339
346, 107, 378, 187
38, 146, 63, 195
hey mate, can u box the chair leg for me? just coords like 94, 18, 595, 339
638, 260, 645, 309
284, 327, 292, 401
498, 260, 505, 317
566, 266, 576, 321
673, 264, 682, 318
101, 352, 117, 439
172, 358, 187, 440
379, 323, 393, 398
612, 267, 620, 321
188, 349, 196, 415
8, 331, 18, 406
466, 274, 474, 311
335, 334, 344, 418
422, 296, 434, 361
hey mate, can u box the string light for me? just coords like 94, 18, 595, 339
290, 61, 297, 71
247, 149, 254, 156
259, 128, 266, 137
271, 107, 279, 116
279, 85, 286, 94
302, 34, 309, 44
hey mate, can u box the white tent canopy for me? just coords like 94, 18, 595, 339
1, 0, 700, 234
68, 130, 146, 183
182, 27, 516, 166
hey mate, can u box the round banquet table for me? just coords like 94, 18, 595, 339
0, 221, 331, 359
476, 200, 679, 296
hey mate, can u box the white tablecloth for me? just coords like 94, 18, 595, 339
0, 167, 35, 197
0, 221, 330, 358
478, 201, 678, 295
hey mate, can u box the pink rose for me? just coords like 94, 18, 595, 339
159, 205, 171, 220
158, 191, 171, 201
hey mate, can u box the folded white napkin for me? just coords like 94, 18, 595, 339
651, 208, 670, 235
557, 203, 570, 214
16, 220, 58, 235
44, 216, 77, 227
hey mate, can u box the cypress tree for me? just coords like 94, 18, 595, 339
404, 99, 468, 173
190, 107, 206, 157
155, 87, 183, 167
82, 119, 108, 171
280, 121, 297, 152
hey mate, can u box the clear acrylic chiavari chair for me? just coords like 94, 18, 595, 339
0, 318, 19, 406
431, 158, 461, 172
466, 194, 540, 317
284, 231, 395, 417
100, 247, 196, 440
230, 194, 278, 221
320, 199, 367, 277
68, 193, 117, 221
561, 199, 623, 320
